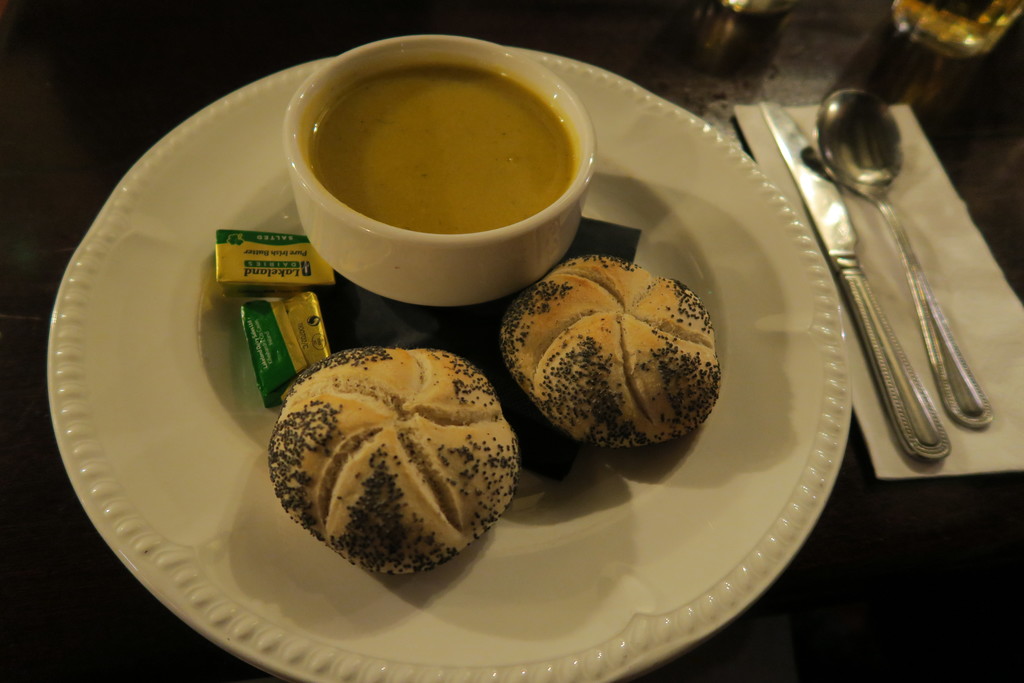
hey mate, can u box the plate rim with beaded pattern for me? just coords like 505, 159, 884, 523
47, 48, 849, 682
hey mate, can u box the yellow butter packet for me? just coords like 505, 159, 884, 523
216, 229, 334, 295
283, 291, 331, 366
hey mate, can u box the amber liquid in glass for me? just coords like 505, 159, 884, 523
892, 0, 1024, 56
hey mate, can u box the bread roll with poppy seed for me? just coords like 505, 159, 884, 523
500, 255, 720, 448
268, 346, 519, 574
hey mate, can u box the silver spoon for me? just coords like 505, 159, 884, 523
817, 89, 992, 429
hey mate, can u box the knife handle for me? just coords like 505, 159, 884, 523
872, 198, 993, 429
837, 262, 951, 461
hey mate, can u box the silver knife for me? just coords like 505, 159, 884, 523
759, 103, 950, 461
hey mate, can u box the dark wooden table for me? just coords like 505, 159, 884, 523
3, 1, 1022, 681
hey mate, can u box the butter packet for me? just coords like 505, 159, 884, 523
216, 229, 335, 295
241, 292, 331, 407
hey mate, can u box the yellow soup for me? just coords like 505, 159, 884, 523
309, 64, 576, 235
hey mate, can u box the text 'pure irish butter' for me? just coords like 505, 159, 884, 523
215, 229, 335, 296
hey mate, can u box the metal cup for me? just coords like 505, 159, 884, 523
718, 0, 800, 13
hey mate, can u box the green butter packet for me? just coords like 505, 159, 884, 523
241, 292, 331, 407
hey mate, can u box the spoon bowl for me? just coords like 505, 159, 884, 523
817, 89, 902, 194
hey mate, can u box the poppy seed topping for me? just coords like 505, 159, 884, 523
499, 255, 721, 448
268, 346, 520, 574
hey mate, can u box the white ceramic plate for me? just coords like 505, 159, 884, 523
48, 51, 849, 682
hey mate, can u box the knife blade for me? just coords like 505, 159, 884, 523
759, 102, 950, 461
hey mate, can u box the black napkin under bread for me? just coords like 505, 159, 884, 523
317, 218, 641, 479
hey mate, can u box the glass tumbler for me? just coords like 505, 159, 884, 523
892, 0, 1024, 57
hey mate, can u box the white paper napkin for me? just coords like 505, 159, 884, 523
735, 103, 1024, 479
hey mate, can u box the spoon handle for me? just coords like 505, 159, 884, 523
837, 261, 950, 460
873, 198, 993, 428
